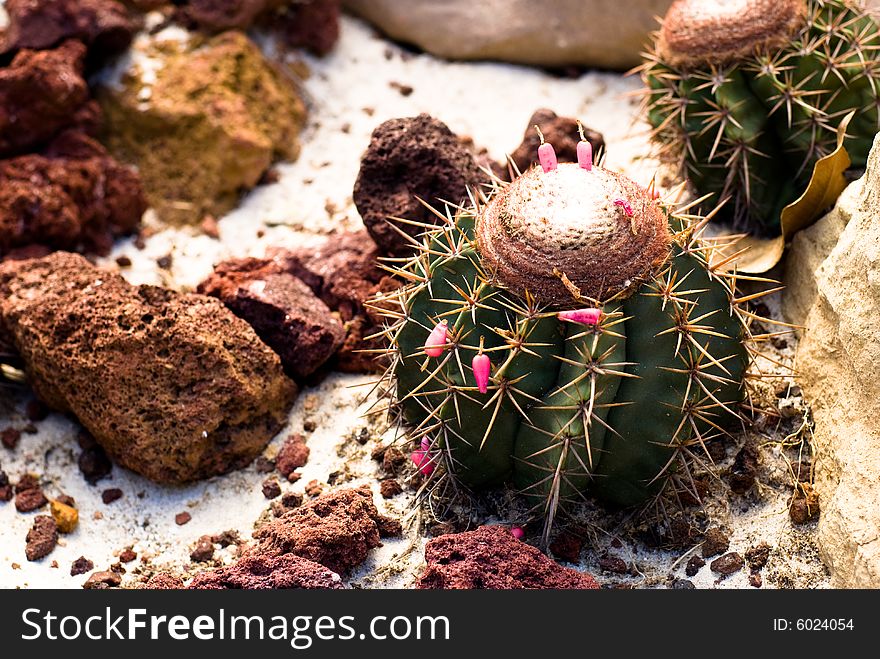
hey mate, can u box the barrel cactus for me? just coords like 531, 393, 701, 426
376, 136, 762, 535
642, 0, 880, 234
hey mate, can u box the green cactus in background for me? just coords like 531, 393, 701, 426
641, 0, 880, 234
375, 145, 765, 537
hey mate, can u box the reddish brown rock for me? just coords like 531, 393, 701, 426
728, 441, 759, 494
70, 556, 94, 576
0, 41, 91, 157
1, 427, 20, 449
353, 114, 489, 256
417, 525, 600, 590
25, 515, 58, 561
254, 486, 401, 574
549, 532, 584, 563
142, 573, 185, 589
701, 527, 730, 559
0, 0, 139, 59
189, 553, 343, 590
198, 258, 344, 380
710, 552, 744, 576
275, 434, 309, 480
0, 130, 146, 257
273, 231, 401, 373
0, 253, 297, 484
274, 0, 340, 55
83, 570, 122, 589
15, 487, 47, 512
379, 479, 402, 498
190, 535, 215, 563
501, 109, 605, 179
179, 0, 277, 32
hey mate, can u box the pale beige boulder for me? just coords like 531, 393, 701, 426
343, 0, 673, 71
789, 132, 880, 587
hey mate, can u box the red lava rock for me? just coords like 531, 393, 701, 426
0, 131, 146, 257
500, 109, 605, 180
190, 535, 215, 563
101, 488, 123, 504
82, 570, 122, 589
701, 527, 730, 558
379, 479, 402, 498
749, 571, 763, 588
728, 441, 759, 494
15, 473, 39, 493
0, 41, 90, 157
261, 477, 281, 499
353, 114, 489, 256
15, 487, 47, 512
175, 512, 192, 526
142, 573, 185, 589
119, 548, 137, 563
275, 434, 309, 480
55, 493, 75, 507
710, 552, 744, 577
304, 480, 323, 497
417, 526, 600, 590
0, 253, 297, 484
274, 0, 340, 56
70, 556, 94, 576
198, 258, 344, 380
380, 446, 406, 473
0, 470, 11, 502
189, 553, 344, 590
685, 555, 705, 577
549, 532, 584, 563
789, 483, 820, 525
212, 530, 242, 547
254, 486, 400, 574
1, 427, 21, 449
25, 515, 58, 561
0, 0, 139, 59
178, 0, 274, 32
745, 543, 771, 570
598, 556, 629, 575
254, 456, 275, 473
271, 231, 402, 374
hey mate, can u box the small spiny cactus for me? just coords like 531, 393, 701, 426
641, 0, 880, 234
374, 135, 771, 538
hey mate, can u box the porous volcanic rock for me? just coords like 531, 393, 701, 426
417, 525, 600, 589
253, 486, 401, 574
273, 0, 340, 55
0, 252, 296, 484
343, 0, 673, 70
0, 41, 92, 158
272, 230, 401, 373
353, 114, 488, 256
198, 257, 345, 380
142, 573, 185, 589
788, 132, 880, 587
1, 130, 146, 256
0, 0, 139, 60
502, 109, 605, 179
98, 31, 306, 224
25, 515, 58, 561
189, 553, 344, 590
177, 0, 279, 32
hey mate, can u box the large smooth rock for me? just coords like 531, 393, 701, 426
98, 30, 306, 224
789, 132, 880, 587
343, 0, 673, 70
0, 252, 297, 484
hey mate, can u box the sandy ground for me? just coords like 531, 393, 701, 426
0, 13, 828, 589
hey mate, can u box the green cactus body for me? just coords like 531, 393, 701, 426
642, 0, 880, 234
380, 161, 752, 526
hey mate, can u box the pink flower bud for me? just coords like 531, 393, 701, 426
420, 437, 431, 452
411, 450, 435, 476
613, 198, 633, 217
538, 142, 558, 173
577, 140, 593, 171
424, 320, 448, 357
472, 353, 491, 394
557, 308, 602, 326
511, 526, 525, 540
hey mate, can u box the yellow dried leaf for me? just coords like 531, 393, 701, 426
713, 111, 854, 274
